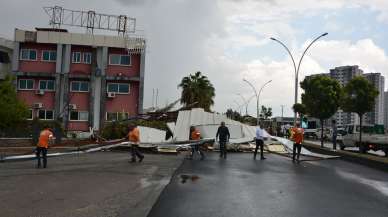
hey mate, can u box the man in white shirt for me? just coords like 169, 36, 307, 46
254, 124, 266, 160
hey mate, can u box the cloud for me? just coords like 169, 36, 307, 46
1, 0, 388, 118
308, 39, 388, 76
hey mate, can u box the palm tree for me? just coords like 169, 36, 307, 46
178, 71, 215, 111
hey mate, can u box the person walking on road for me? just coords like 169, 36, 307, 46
127, 124, 144, 163
216, 121, 230, 159
36, 126, 54, 168
332, 119, 337, 150
254, 124, 266, 160
291, 123, 304, 163
189, 126, 205, 160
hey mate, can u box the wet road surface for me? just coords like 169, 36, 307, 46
0, 152, 183, 217
148, 153, 388, 217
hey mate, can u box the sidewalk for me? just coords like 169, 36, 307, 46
304, 140, 388, 172
0, 152, 184, 217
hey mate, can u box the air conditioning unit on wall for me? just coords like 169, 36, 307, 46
35, 89, 45, 95
107, 92, 116, 98
33, 103, 43, 109
69, 104, 77, 110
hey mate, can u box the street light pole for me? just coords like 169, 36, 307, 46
243, 79, 272, 126
270, 33, 328, 126
237, 93, 248, 116
233, 100, 242, 115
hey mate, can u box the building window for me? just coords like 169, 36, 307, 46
70, 81, 89, 92
106, 112, 129, 121
83, 52, 92, 64
42, 50, 57, 62
18, 79, 34, 90
39, 80, 55, 91
69, 111, 89, 121
72, 52, 82, 63
109, 54, 131, 66
27, 109, 33, 120
20, 49, 37, 61
107, 83, 130, 94
38, 110, 54, 120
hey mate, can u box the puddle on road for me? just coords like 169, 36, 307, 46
180, 174, 200, 184
336, 170, 388, 197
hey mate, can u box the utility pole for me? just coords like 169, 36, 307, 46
281, 105, 285, 123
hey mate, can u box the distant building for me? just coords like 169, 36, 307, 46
363, 73, 385, 125
329, 65, 363, 126
0, 37, 14, 79
384, 92, 388, 128
12, 28, 146, 132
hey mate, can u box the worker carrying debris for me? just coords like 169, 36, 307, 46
216, 122, 230, 159
291, 123, 304, 163
36, 126, 54, 168
254, 123, 266, 160
127, 124, 144, 163
189, 126, 205, 160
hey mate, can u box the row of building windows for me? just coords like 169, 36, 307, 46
18, 79, 130, 94
20, 49, 131, 66
28, 110, 129, 122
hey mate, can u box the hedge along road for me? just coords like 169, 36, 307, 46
148, 152, 388, 217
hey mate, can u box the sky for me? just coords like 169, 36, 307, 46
1, 0, 388, 117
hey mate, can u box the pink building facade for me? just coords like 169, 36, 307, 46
13, 28, 146, 132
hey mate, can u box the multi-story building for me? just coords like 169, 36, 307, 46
384, 91, 388, 129
0, 37, 14, 80
363, 73, 385, 125
329, 65, 363, 126
12, 28, 145, 132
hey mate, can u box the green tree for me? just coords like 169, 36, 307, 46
260, 105, 272, 120
0, 76, 29, 132
300, 75, 342, 147
341, 76, 379, 147
178, 71, 215, 112
293, 103, 306, 123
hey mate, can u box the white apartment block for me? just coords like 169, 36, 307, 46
363, 73, 385, 125
329, 65, 363, 126
384, 91, 388, 128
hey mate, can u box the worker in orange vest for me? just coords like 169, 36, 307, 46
36, 126, 54, 168
189, 126, 204, 160
127, 124, 144, 163
291, 122, 304, 163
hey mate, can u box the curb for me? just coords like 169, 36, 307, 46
303, 142, 388, 172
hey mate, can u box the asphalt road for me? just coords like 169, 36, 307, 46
0, 152, 183, 217
148, 152, 388, 217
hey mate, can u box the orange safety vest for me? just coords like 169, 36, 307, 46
37, 129, 53, 148
291, 127, 304, 144
128, 127, 140, 143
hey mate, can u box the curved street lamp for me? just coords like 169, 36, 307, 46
270, 32, 328, 125
237, 93, 248, 116
243, 79, 272, 125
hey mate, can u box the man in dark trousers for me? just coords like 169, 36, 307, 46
332, 119, 337, 150
127, 124, 144, 163
291, 123, 304, 163
36, 126, 54, 168
216, 121, 230, 159
254, 124, 266, 160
